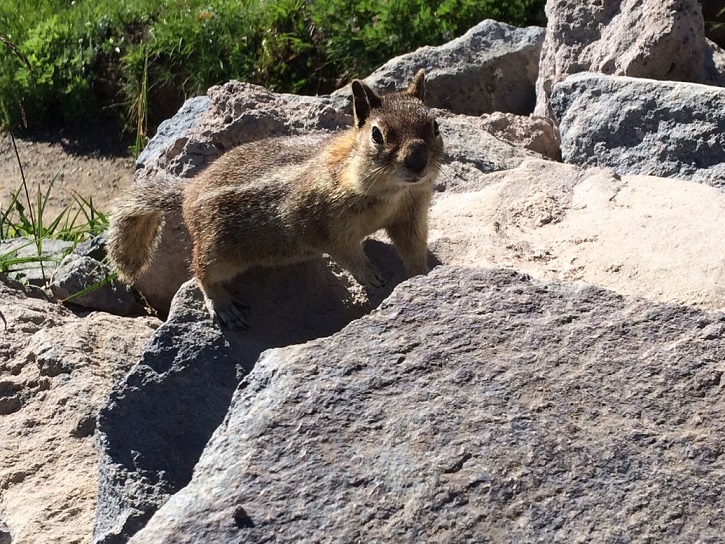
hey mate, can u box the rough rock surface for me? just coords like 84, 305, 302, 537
50, 254, 144, 316
428, 160, 725, 312
342, 20, 544, 116
94, 249, 409, 544
535, 0, 708, 116
0, 275, 159, 544
701, 38, 725, 87
130, 266, 725, 543
478, 112, 560, 160
128, 83, 542, 314
549, 73, 725, 188
73, 232, 109, 263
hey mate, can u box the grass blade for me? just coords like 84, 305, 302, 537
60, 271, 119, 303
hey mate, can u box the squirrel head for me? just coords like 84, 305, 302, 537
349, 70, 444, 192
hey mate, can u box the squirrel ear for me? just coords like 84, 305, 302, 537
407, 69, 426, 101
351, 80, 382, 128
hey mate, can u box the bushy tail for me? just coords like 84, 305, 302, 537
106, 176, 183, 283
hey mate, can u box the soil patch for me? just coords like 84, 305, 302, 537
0, 126, 135, 223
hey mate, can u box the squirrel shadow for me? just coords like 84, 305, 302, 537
95, 239, 440, 542
222, 238, 441, 364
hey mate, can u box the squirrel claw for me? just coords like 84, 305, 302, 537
355, 264, 385, 288
208, 299, 250, 330
366, 274, 385, 288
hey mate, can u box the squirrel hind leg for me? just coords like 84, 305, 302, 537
203, 286, 250, 330
195, 258, 250, 330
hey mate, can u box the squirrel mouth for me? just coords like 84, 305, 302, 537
401, 173, 426, 184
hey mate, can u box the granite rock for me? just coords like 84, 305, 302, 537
50, 254, 144, 316
550, 73, 725, 188
340, 19, 545, 116
130, 266, 725, 543
0, 276, 159, 544
535, 0, 709, 116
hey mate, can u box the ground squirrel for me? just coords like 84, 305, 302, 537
107, 70, 444, 329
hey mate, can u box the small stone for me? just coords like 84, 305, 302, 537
50, 253, 144, 316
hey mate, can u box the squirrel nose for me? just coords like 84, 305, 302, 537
404, 141, 428, 175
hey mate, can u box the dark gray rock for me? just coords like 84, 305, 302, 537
73, 232, 108, 262
337, 20, 544, 116
50, 254, 143, 316
93, 242, 421, 544
129, 266, 725, 543
0, 519, 10, 544
550, 73, 725, 188
93, 280, 245, 544
701, 38, 725, 87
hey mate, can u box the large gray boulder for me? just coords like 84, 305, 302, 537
348, 19, 545, 116
129, 266, 725, 543
93, 248, 407, 544
535, 0, 716, 117
549, 73, 725, 188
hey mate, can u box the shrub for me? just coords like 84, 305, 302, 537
0, 0, 545, 134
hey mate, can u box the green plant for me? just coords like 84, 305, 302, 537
0, 27, 110, 295
0, 129, 109, 283
128, 49, 149, 158
705, 6, 725, 31
0, 179, 110, 278
0, 0, 546, 139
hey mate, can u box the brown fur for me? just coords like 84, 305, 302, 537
107, 70, 444, 328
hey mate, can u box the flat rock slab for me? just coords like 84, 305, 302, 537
550, 73, 725, 188
131, 266, 725, 543
429, 160, 725, 311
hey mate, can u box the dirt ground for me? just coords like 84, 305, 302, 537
0, 126, 135, 223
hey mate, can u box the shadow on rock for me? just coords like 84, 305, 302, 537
93, 239, 436, 544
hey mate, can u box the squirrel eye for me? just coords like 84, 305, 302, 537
433, 120, 440, 137
371, 126, 384, 145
